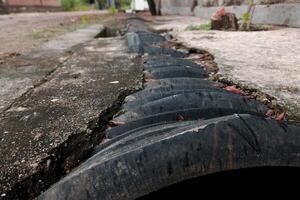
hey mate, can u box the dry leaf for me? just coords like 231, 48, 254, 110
225, 85, 247, 96
275, 112, 285, 121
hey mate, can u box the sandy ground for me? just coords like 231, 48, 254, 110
150, 15, 300, 121
0, 11, 108, 57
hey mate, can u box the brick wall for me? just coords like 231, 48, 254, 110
6, 0, 61, 7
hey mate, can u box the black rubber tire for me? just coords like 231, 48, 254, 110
144, 66, 208, 79
144, 78, 213, 88
123, 88, 228, 109
107, 105, 268, 138
94, 120, 196, 155
144, 64, 203, 71
137, 31, 166, 45
38, 114, 300, 200
145, 56, 202, 68
132, 78, 217, 100
115, 91, 267, 123
143, 46, 187, 58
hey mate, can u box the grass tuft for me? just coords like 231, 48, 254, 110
185, 22, 212, 31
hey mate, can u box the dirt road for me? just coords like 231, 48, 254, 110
0, 11, 108, 57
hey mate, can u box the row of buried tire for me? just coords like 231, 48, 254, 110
39, 17, 300, 199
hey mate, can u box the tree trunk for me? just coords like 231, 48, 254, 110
191, 0, 197, 12
147, 0, 157, 15
96, 0, 107, 9
156, 0, 161, 16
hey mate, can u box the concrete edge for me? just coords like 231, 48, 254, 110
161, 6, 193, 16
194, 3, 300, 28
161, 3, 300, 28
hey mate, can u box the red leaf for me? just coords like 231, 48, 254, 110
275, 112, 285, 121
225, 85, 247, 95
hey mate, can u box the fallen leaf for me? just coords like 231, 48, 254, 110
225, 85, 247, 96
275, 112, 285, 121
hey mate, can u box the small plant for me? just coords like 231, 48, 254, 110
119, 0, 131, 10
185, 22, 212, 31
242, 12, 250, 24
241, 0, 256, 31
62, 0, 92, 11
108, 6, 118, 14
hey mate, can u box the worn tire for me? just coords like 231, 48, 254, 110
143, 46, 187, 57
145, 56, 202, 68
137, 31, 166, 45
145, 66, 208, 79
123, 88, 228, 109
38, 114, 300, 200
115, 91, 267, 123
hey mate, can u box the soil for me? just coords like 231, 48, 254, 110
0, 11, 109, 60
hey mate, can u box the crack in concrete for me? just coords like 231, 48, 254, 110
1, 56, 71, 115
4, 87, 139, 200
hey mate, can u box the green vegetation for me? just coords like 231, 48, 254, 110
62, 0, 94, 11
119, 0, 131, 10
185, 22, 212, 31
242, 12, 250, 24
108, 6, 118, 14
241, 0, 256, 31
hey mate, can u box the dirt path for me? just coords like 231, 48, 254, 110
0, 11, 108, 57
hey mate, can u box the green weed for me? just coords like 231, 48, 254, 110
185, 22, 212, 31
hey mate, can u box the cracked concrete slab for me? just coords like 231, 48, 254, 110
0, 34, 143, 197
149, 15, 300, 121
0, 24, 103, 113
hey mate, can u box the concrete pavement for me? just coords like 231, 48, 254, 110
0, 22, 143, 198
150, 15, 300, 123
